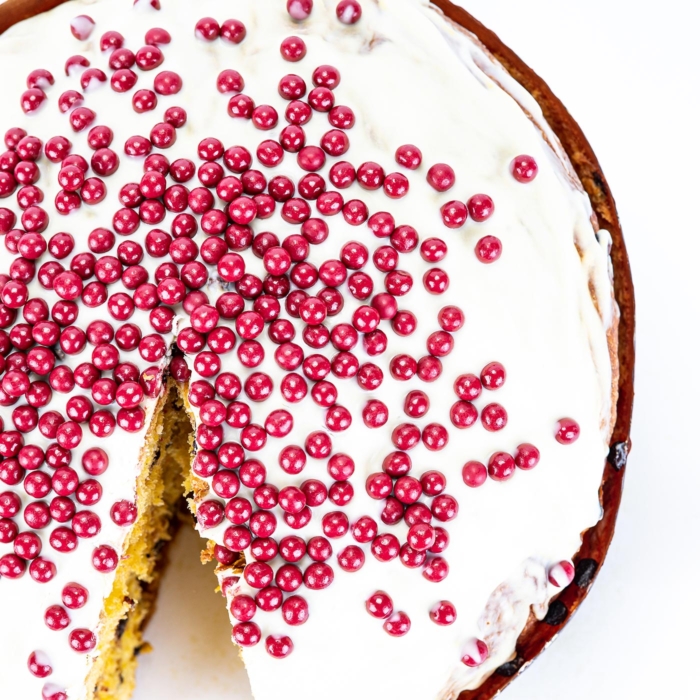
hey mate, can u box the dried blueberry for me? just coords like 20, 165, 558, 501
574, 558, 598, 588
495, 656, 524, 677
608, 440, 629, 470
543, 600, 568, 626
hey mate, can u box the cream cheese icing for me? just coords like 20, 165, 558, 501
0, 1, 616, 699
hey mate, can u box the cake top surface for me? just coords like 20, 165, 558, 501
0, 1, 615, 699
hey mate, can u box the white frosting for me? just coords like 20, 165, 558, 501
0, 1, 615, 699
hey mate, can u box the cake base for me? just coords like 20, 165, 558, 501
0, 2, 635, 699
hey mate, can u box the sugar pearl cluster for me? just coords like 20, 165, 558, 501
0, 0, 584, 691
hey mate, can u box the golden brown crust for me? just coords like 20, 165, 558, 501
0, 2, 635, 698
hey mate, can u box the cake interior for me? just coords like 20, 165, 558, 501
83, 383, 199, 700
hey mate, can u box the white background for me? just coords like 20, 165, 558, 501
130, 1, 700, 699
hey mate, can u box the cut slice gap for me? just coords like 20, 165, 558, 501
82, 382, 250, 700
133, 525, 253, 700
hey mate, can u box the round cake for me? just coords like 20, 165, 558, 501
0, 1, 634, 699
